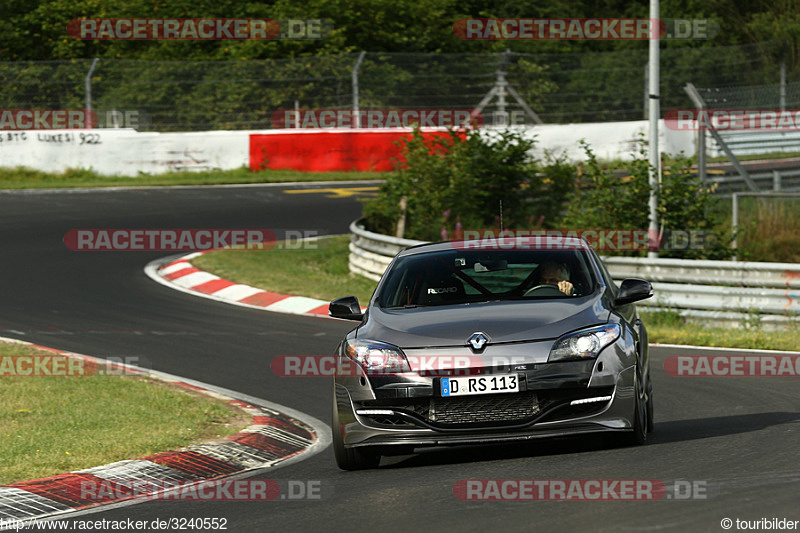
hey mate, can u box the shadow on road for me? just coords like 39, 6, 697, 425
377, 411, 800, 469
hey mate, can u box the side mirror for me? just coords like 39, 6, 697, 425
329, 296, 364, 321
614, 278, 653, 306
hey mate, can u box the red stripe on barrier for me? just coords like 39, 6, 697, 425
190, 279, 235, 294
239, 291, 289, 307
146, 450, 243, 477
248, 130, 452, 172
10, 473, 123, 507
306, 304, 329, 315
162, 267, 199, 281
228, 433, 304, 457
161, 259, 188, 270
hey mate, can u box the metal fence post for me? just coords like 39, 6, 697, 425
495, 51, 509, 123
647, 6, 660, 259
773, 170, 781, 191
643, 64, 648, 120
85, 58, 99, 113
731, 192, 739, 261
780, 41, 787, 111
684, 83, 706, 183
352, 51, 366, 127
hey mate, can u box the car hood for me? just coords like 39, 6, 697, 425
360, 293, 610, 348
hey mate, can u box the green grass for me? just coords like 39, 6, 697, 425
193, 235, 378, 305
195, 237, 800, 352
0, 166, 384, 190
641, 310, 800, 351
0, 341, 251, 485
711, 195, 800, 263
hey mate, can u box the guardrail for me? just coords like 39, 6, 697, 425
349, 219, 800, 329
348, 219, 425, 281
707, 166, 800, 194
600, 256, 800, 328
713, 130, 800, 158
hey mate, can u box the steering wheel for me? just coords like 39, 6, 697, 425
523, 284, 565, 297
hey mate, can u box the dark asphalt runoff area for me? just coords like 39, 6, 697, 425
0, 184, 797, 532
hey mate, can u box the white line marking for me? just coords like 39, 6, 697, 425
171, 271, 219, 288
653, 343, 800, 355
266, 296, 328, 314
158, 261, 193, 275
144, 258, 333, 320
212, 284, 264, 301
0, 180, 383, 195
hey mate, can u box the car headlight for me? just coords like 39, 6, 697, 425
548, 324, 621, 362
344, 339, 410, 374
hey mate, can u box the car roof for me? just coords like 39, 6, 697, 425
397, 236, 594, 257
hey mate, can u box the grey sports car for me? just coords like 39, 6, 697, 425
329, 236, 654, 470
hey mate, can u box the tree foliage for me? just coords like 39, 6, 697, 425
365, 131, 733, 259
560, 139, 733, 258
0, 0, 797, 66
361, 128, 576, 241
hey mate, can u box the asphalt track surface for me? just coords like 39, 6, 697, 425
0, 184, 797, 532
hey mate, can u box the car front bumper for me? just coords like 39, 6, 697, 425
334, 361, 637, 449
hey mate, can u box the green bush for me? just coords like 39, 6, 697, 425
362, 128, 576, 241
363, 130, 733, 259
559, 140, 651, 230
559, 139, 733, 259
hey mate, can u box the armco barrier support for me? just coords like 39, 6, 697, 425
348, 219, 800, 329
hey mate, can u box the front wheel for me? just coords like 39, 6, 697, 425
332, 397, 381, 470
623, 364, 648, 446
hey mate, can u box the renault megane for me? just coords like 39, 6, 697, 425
329, 236, 654, 470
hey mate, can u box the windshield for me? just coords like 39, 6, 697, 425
377, 249, 598, 308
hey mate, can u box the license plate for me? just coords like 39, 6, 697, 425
440, 374, 519, 397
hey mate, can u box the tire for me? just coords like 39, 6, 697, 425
332, 397, 381, 471
646, 384, 654, 434
623, 364, 648, 446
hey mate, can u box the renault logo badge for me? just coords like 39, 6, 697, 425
468, 332, 489, 351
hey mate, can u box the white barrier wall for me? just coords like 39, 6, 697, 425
0, 120, 694, 176
514, 119, 694, 161
0, 129, 251, 175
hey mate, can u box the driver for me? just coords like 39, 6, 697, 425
537, 261, 574, 296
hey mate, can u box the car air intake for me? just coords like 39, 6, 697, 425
428, 391, 541, 425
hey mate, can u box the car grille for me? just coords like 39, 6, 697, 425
428, 392, 541, 424
359, 387, 614, 429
